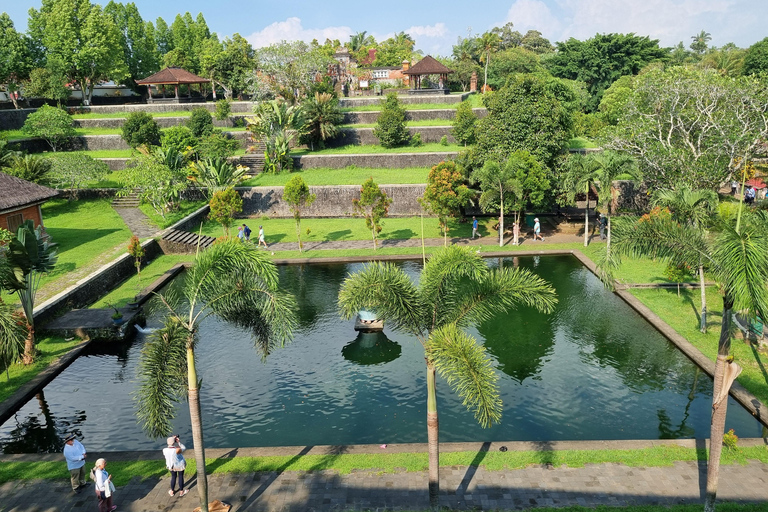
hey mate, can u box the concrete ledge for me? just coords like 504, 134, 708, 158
293, 151, 457, 169
331, 126, 454, 146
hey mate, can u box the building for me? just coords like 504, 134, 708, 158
0, 172, 59, 234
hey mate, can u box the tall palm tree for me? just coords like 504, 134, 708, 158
478, 32, 500, 92
589, 151, 638, 254
653, 187, 718, 332
605, 208, 768, 512
299, 92, 343, 150
338, 246, 557, 508
562, 153, 601, 247
136, 240, 297, 512
349, 31, 374, 52
690, 30, 712, 55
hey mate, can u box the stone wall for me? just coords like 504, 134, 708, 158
66, 101, 255, 115
0, 108, 35, 130
239, 184, 426, 217
613, 180, 650, 213
293, 152, 457, 169
338, 92, 470, 108
341, 107, 486, 124
330, 126, 453, 147
14, 131, 248, 153
73, 115, 247, 129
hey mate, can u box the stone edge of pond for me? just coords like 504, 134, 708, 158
272, 249, 576, 265
3, 438, 768, 463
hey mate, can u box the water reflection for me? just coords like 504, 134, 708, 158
341, 331, 401, 366
1, 391, 81, 454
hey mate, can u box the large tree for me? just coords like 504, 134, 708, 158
419, 161, 473, 245
250, 41, 334, 102
0, 13, 35, 109
104, 2, 160, 84
742, 37, 768, 76
338, 245, 557, 508
603, 67, 768, 191
136, 240, 297, 512
199, 33, 255, 100
545, 33, 667, 111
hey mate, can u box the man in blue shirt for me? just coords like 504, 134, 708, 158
63, 434, 89, 493
471, 216, 479, 239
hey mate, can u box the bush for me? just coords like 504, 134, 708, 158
161, 126, 198, 154
452, 100, 477, 146
187, 107, 214, 137
215, 99, 232, 121
196, 132, 240, 160
440, 135, 449, 146
48, 153, 109, 191
121, 112, 161, 149
5, 155, 51, 183
22, 105, 75, 152
208, 187, 243, 236
373, 93, 410, 148
572, 112, 607, 139
410, 132, 422, 147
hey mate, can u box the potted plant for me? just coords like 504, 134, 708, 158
108, 304, 124, 326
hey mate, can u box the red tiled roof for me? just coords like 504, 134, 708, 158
403, 56, 454, 75
136, 67, 210, 85
746, 178, 766, 189
0, 172, 59, 211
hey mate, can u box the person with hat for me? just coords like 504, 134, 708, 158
162, 435, 189, 497
533, 218, 544, 241
63, 433, 89, 493
258, 225, 268, 248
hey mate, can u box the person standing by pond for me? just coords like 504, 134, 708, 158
258, 225, 268, 248
63, 434, 88, 494
93, 458, 116, 512
533, 218, 544, 241
163, 435, 189, 497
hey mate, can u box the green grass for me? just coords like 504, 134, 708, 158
293, 143, 461, 156
42, 149, 135, 158
0, 335, 82, 403
629, 286, 768, 407
340, 119, 453, 129
138, 200, 207, 229
241, 167, 430, 186
569, 137, 599, 149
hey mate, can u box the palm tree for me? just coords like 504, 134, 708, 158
589, 151, 638, 254
349, 31, 375, 52
472, 159, 521, 247
135, 240, 297, 512
562, 153, 601, 247
299, 92, 343, 150
478, 32, 500, 92
338, 246, 557, 508
605, 208, 768, 512
653, 187, 718, 332
187, 157, 249, 199
690, 30, 712, 55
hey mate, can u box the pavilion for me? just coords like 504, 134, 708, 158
402, 56, 453, 95
136, 67, 210, 103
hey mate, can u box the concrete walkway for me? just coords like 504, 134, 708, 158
113, 207, 158, 239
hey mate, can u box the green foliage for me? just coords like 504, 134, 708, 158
247, 99, 301, 173
214, 99, 231, 120
598, 75, 635, 125
161, 126, 198, 154
572, 112, 607, 138
440, 135, 448, 146
409, 132, 422, 147
127, 235, 144, 284
372, 32, 417, 67
0, 298, 26, 380
299, 92, 343, 150
352, 178, 391, 250
188, 157, 248, 199
373, 93, 410, 148
22, 105, 74, 152
186, 107, 214, 137
283, 175, 316, 252
452, 100, 478, 146
722, 429, 739, 450
47, 154, 108, 190
419, 161, 473, 240
103, 2, 159, 82
250, 41, 334, 101
4, 155, 51, 183
24, 67, 69, 105
208, 187, 243, 235
486, 47, 543, 90
663, 262, 692, 296
473, 151, 549, 218
196, 132, 240, 160
116, 155, 188, 218
742, 37, 768, 76
0, 13, 34, 107
121, 112, 161, 149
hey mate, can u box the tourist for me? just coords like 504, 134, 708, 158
163, 435, 189, 497
512, 222, 520, 245
258, 225, 268, 248
242, 223, 251, 242
599, 213, 607, 240
471, 216, 478, 239
533, 218, 544, 241
745, 185, 756, 205
237, 225, 244, 242
731, 180, 738, 196
93, 458, 116, 512
63, 434, 89, 494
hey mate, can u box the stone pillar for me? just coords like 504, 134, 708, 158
174, 84, 179, 99
402, 60, 410, 87
470, 71, 477, 93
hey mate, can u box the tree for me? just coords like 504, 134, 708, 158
199, 34, 255, 100
373, 32, 417, 67
597, 75, 635, 125
545, 33, 667, 111
4, 220, 57, 365
690, 30, 712, 55
161, 126, 198, 154
653, 186, 718, 332
136, 240, 297, 512
195, 133, 240, 160
373, 93, 410, 148
22, 105, 74, 152
188, 157, 248, 199
127, 235, 144, 288
338, 245, 558, 508
299, 92, 343, 150
419, 161, 473, 245
208, 187, 243, 236
104, 1, 160, 84
452, 100, 477, 146
116, 154, 188, 218
250, 41, 334, 101
0, 13, 35, 109
561, 153, 600, 247
603, 67, 768, 191
742, 37, 768, 76
24, 66, 70, 105
478, 31, 500, 91
186, 107, 214, 137
283, 175, 316, 253
588, 150, 638, 254
247, 99, 302, 173
520, 30, 554, 54
121, 112, 161, 149
4, 155, 51, 184
700, 45, 745, 77
47, 153, 109, 192
352, 178, 391, 250
486, 47, 543, 90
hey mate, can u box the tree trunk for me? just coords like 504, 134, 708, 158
483, 58, 488, 92
426, 361, 439, 509
187, 345, 209, 512
499, 197, 504, 247
606, 215, 612, 257
699, 263, 707, 333
295, 218, 302, 253
704, 297, 733, 512
21, 322, 35, 365
371, 223, 377, 250
583, 184, 589, 247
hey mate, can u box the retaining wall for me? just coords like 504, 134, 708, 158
338, 92, 470, 107
13, 131, 248, 153
292, 152, 457, 169
341, 107, 486, 124
239, 184, 426, 218
330, 126, 453, 147
73, 116, 247, 129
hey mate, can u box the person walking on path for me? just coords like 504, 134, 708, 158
258, 225, 268, 248
163, 435, 189, 497
513, 222, 520, 245
237, 225, 245, 242
93, 458, 116, 512
533, 218, 544, 241
242, 224, 252, 242
63, 434, 89, 494
471, 216, 479, 239
599, 213, 607, 240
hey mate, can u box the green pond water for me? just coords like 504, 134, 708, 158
0, 255, 764, 453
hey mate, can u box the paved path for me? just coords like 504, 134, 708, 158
3, 458, 768, 511
113, 207, 158, 239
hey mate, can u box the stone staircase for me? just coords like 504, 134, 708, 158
160, 228, 217, 254
238, 140, 267, 173
111, 190, 140, 208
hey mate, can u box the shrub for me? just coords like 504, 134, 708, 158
419, 161, 473, 242
161, 126, 198, 154
187, 107, 214, 137
208, 187, 243, 236
22, 105, 75, 152
214, 99, 232, 121
440, 135, 449, 146
299, 92, 343, 150
410, 132, 422, 147
5, 155, 51, 183
121, 112, 161, 149
196, 132, 240, 160
452, 100, 477, 146
723, 429, 739, 450
373, 93, 410, 148
48, 153, 109, 192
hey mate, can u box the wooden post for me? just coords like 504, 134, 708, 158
174, 84, 179, 99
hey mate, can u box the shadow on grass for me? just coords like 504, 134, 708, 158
326, 229, 353, 241
384, 229, 417, 240
45, 228, 124, 252
749, 343, 768, 387
456, 441, 490, 496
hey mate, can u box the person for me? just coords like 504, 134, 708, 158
63, 434, 89, 493
258, 225, 268, 248
731, 180, 738, 196
512, 222, 520, 246
163, 435, 189, 497
599, 213, 608, 240
745, 185, 756, 204
533, 218, 544, 241
242, 223, 251, 242
93, 458, 116, 512
237, 225, 244, 242
471, 216, 478, 239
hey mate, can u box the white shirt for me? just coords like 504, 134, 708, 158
163, 443, 186, 471
63, 440, 87, 470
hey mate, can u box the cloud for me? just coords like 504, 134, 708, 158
504, 0, 562, 39
246, 17, 352, 48
405, 23, 448, 39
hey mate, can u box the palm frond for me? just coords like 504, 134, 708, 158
134, 318, 189, 439
427, 324, 501, 428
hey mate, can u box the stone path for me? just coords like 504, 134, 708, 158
113, 207, 158, 239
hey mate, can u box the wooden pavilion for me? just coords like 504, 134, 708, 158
136, 67, 210, 103
402, 56, 453, 95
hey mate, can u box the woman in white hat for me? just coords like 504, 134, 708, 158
93, 458, 116, 512
533, 218, 544, 241
162, 435, 188, 497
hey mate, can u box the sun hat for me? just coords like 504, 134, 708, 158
534, 218, 539, 221
167, 436, 176, 446
64, 433, 77, 442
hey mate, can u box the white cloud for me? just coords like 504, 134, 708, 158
406, 23, 448, 39
504, 0, 562, 39
246, 17, 352, 48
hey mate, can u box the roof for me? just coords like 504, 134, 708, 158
0, 172, 59, 211
746, 178, 766, 189
136, 67, 211, 85
403, 56, 454, 75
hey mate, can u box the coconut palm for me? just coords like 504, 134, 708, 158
478, 32, 500, 92
135, 240, 297, 512
338, 246, 557, 508
605, 208, 768, 512
299, 92, 343, 150
562, 153, 601, 247
653, 186, 719, 332
589, 151, 638, 254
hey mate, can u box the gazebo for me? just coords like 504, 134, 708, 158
136, 67, 210, 103
402, 56, 453, 95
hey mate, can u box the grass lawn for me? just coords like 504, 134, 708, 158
569, 137, 599, 149
293, 143, 461, 156
139, 200, 207, 229
340, 119, 453, 129
241, 167, 430, 186
37, 148, 248, 161
36, 199, 134, 302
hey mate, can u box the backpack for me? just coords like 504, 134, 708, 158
243, 226, 251, 237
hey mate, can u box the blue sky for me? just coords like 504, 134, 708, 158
5, 0, 768, 56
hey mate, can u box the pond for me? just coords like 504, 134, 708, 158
1, 255, 764, 453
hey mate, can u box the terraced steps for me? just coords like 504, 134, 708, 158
161, 228, 217, 252
112, 190, 140, 208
